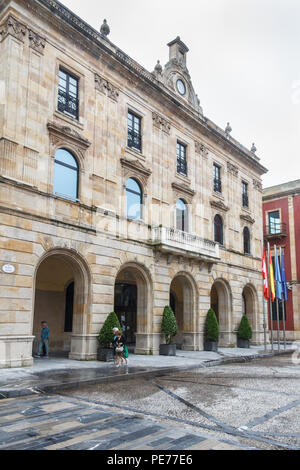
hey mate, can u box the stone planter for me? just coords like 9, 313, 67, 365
159, 344, 176, 356
204, 340, 218, 352
97, 347, 114, 362
237, 338, 250, 349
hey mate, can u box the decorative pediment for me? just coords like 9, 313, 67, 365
172, 181, 195, 202
120, 157, 152, 187
152, 112, 171, 135
210, 199, 230, 212
47, 122, 91, 150
156, 37, 203, 115
95, 73, 119, 102
240, 214, 255, 225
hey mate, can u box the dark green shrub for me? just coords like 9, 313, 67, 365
205, 308, 220, 342
237, 315, 252, 340
161, 306, 178, 344
98, 312, 121, 348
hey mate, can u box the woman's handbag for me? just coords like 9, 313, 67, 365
124, 345, 129, 358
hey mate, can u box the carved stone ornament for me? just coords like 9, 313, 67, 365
253, 179, 262, 192
95, 73, 119, 102
28, 29, 46, 54
47, 121, 91, 152
120, 157, 152, 188
0, 15, 26, 42
210, 199, 230, 212
152, 112, 171, 135
240, 214, 255, 225
195, 141, 208, 156
227, 161, 238, 177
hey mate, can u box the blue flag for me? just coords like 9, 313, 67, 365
274, 245, 282, 300
280, 249, 288, 302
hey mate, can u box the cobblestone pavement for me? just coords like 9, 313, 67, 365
1, 355, 300, 450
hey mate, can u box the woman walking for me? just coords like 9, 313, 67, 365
114, 330, 128, 367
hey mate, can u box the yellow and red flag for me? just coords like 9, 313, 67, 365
262, 244, 269, 301
268, 244, 276, 302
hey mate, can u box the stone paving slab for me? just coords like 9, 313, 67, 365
0, 344, 296, 399
0, 394, 254, 450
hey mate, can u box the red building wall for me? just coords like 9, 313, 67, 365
263, 197, 294, 332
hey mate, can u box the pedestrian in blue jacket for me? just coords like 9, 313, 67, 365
35, 321, 50, 358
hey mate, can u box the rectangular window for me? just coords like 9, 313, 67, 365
242, 181, 249, 208
213, 163, 222, 193
268, 210, 281, 234
58, 68, 79, 119
177, 141, 187, 176
128, 111, 142, 151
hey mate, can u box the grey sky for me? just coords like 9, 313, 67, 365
61, 0, 300, 188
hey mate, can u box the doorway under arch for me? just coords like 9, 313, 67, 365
33, 250, 90, 359
114, 263, 152, 354
210, 279, 232, 346
169, 273, 196, 350
242, 284, 258, 340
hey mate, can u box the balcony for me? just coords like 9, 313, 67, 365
151, 226, 220, 260
264, 223, 287, 240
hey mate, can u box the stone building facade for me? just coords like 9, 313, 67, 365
0, 0, 267, 368
263, 180, 300, 341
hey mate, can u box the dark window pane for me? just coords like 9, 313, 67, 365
213, 164, 222, 192
177, 142, 187, 176
214, 214, 223, 244
243, 227, 250, 254
128, 112, 142, 151
58, 69, 79, 119
268, 211, 281, 234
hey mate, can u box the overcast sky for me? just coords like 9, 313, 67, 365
62, 0, 300, 188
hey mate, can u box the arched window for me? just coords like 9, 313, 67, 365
176, 199, 188, 232
126, 178, 142, 220
243, 227, 250, 254
214, 214, 223, 245
53, 149, 79, 200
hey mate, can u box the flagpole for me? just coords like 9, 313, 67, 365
274, 245, 281, 352
267, 242, 274, 352
262, 241, 267, 352
280, 247, 287, 350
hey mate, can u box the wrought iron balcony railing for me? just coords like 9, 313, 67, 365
58, 89, 79, 119
264, 223, 287, 238
214, 178, 222, 193
128, 129, 142, 151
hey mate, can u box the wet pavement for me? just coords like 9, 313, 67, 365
0, 344, 295, 399
1, 354, 300, 450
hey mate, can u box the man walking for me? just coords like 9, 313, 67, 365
35, 321, 50, 358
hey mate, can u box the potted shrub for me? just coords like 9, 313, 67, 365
204, 308, 219, 352
237, 315, 252, 348
159, 305, 178, 356
97, 312, 121, 361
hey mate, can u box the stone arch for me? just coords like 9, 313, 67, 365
114, 261, 153, 354
242, 283, 259, 339
169, 271, 198, 350
210, 278, 232, 346
32, 248, 92, 360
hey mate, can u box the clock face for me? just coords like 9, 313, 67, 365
176, 79, 186, 96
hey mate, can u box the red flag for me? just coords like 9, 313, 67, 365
262, 244, 269, 301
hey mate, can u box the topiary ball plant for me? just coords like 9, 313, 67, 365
98, 312, 121, 348
205, 308, 220, 342
161, 305, 178, 344
237, 315, 252, 340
